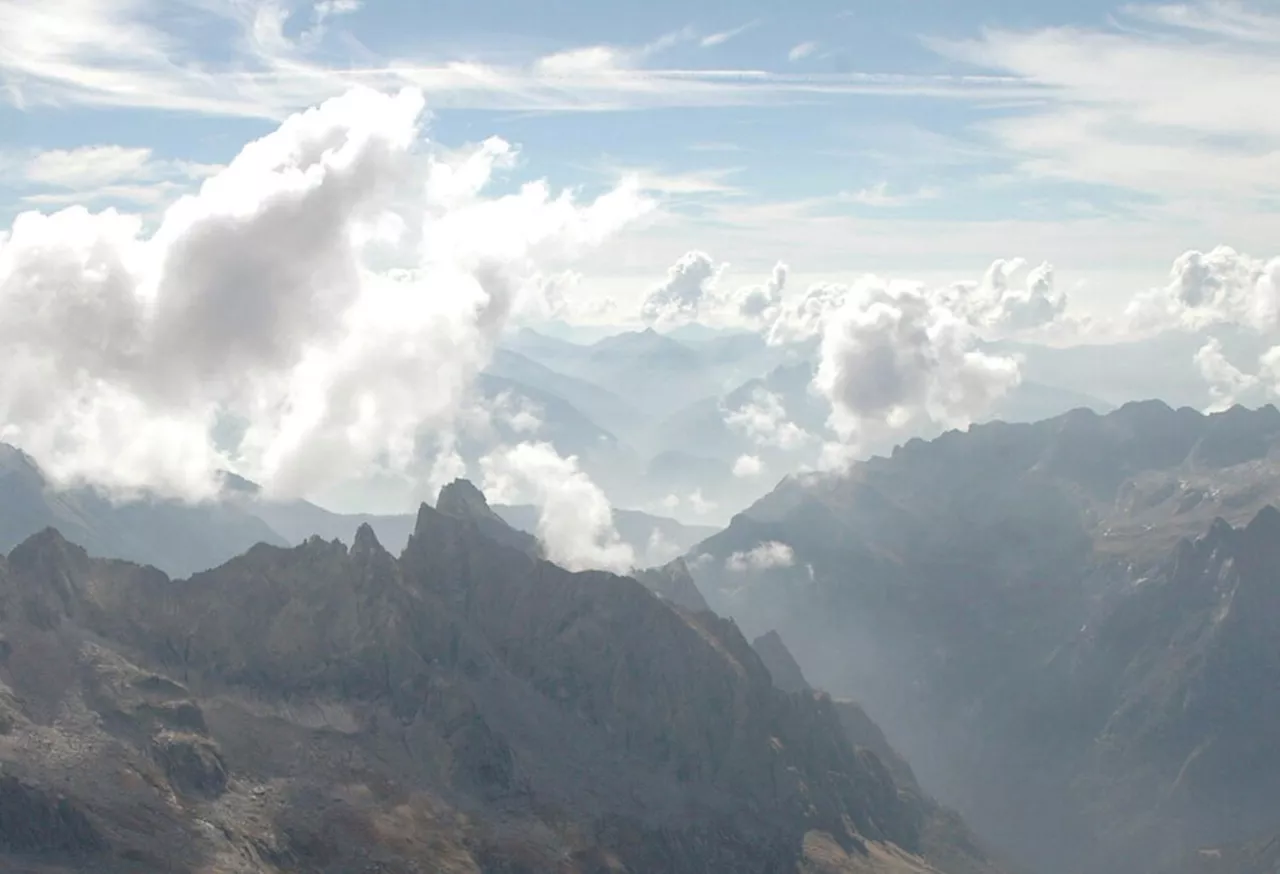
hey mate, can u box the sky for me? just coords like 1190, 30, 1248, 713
4, 0, 1280, 316
2, 0, 1280, 566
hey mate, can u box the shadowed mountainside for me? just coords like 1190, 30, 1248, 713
0, 483, 1004, 874
689, 401, 1280, 874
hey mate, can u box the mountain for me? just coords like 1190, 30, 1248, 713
990, 326, 1275, 411
753, 629, 812, 694
0, 483, 1004, 874
485, 347, 646, 439
633, 557, 711, 612
687, 401, 1280, 874
503, 328, 786, 421
0, 444, 287, 578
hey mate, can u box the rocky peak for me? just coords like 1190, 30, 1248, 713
751, 629, 812, 694
3, 528, 90, 629
1244, 504, 1280, 541
349, 522, 396, 586
431, 481, 541, 557
436, 478, 501, 523
633, 557, 710, 612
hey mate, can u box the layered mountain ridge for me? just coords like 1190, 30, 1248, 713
0, 483, 1002, 873
687, 400, 1280, 874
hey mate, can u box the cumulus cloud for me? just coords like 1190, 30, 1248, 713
724, 389, 813, 450
764, 282, 848, 345
0, 87, 651, 501
480, 441, 634, 573
1195, 338, 1259, 412
687, 489, 717, 517
727, 541, 795, 571
1126, 246, 1280, 334
729, 260, 788, 326
732, 454, 763, 477
943, 258, 1065, 335
813, 284, 1021, 455
639, 250, 726, 327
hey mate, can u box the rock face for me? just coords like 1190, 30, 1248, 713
753, 630, 812, 693
0, 499, 1003, 872
435, 478, 542, 556
688, 401, 1280, 874
634, 557, 711, 612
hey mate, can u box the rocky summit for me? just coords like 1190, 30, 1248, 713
0, 482, 1002, 874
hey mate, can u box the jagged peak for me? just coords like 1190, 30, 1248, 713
215, 469, 261, 496
412, 502, 447, 540
1206, 516, 1236, 541
1245, 504, 1280, 539
751, 629, 812, 694
7, 526, 84, 568
436, 479, 500, 522
351, 522, 385, 556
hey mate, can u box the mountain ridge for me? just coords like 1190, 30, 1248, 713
0, 483, 1005, 873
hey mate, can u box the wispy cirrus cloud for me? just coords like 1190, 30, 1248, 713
845, 181, 941, 207
2, 144, 222, 206
928, 2, 1280, 201
788, 41, 819, 61
0, 0, 1037, 119
700, 20, 760, 48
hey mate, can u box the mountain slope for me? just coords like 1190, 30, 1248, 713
0, 444, 286, 578
687, 401, 1280, 874
0, 486, 1005, 874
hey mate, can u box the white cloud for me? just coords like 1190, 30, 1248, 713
480, 441, 634, 573
727, 541, 795, 571
0, 2, 1029, 119
700, 21, 759, 48
1126, 246, 1280, 334
0, 87, 651, 501
765, 282, 848, 345
788, 41, 819, 62
1194, 337, 1258, 413
728, 260, 788, 327
846, 182, 941, 208
931, 8, 1280, 201
725, 389, 813, 450
732, 454, 763, 478
8, 145, 223, 207
24, 146, 154, 188
535, 46, 624, 77
314, 0, 362, 22
687, 489, 717, 517
1260, 347, 1280, 396
642, 527, 682, 567
944, 258, 1067, 335
639, 250, 726, 327
813, 283, 1021, 455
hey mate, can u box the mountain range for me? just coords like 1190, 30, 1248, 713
0, 447, 711, 579
686, 400, 1280, 874
0, 480, 1004, 874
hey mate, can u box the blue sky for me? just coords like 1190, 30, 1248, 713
3, 0, 1280, 319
